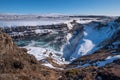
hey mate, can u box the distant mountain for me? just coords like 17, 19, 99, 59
0, 14, 111, 20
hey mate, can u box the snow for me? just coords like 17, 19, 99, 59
64, 20, 73, 30
112, 41, 120, 45
34, 29, 45, 34
76, 39, 95, 56
25, 46, 48, 60
62, 18, 101, 60
64, 18, 98, 30
76, 55, 120, 68
69, 39, 95, 60
0, 19, 67, 27
23, 44, 69, 65
42, 63, 64, 70
76, 19, 97, 24
34, 29, 52, 34
93, 55, 120, 67
66, 33, 72, 41
69, 21, 120, 60
42, 63, 55, 68
9, 32, 24, 37
0, 17, 97, 27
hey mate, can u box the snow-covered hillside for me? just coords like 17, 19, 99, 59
63, 18, 120, 61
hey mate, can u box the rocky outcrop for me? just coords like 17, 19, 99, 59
115, 17, 120, 23
0, 29, 60, 80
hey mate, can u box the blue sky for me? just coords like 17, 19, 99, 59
0, 0, 120, 15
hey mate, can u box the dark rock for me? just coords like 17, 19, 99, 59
113, 59, 120, 65
115, 17, 120, 23
12, 61, 24, 69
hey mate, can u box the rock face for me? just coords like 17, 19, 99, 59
0, 30, 59, 80
63, 21, 84, 60
2, 23, 67, 40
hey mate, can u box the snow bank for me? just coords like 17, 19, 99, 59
94, 55, 120, 67
76, 55, 120, 68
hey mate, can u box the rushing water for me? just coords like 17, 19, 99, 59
15, 33, 66, 52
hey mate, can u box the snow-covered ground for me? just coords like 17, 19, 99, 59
0, 18, 98, 27
42, 63, 64, 70
0, 19, 67, 27
76, 55, 120, 68
94, 55, 120, 67
24, 45, 68, 64
23, 46, 69, 69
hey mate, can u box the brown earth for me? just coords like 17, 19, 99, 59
0, 29, 60, 80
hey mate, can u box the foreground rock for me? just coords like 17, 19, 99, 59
0, 30, 60, 80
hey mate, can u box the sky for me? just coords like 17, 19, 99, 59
0, 0, 120, 16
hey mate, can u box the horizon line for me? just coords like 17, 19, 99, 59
0, 13, 119, 17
